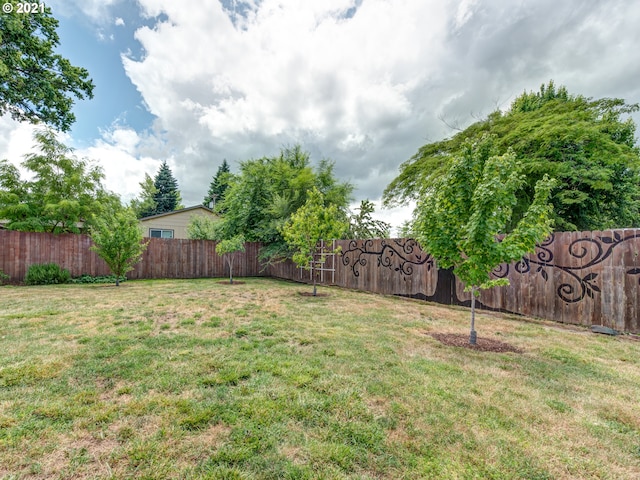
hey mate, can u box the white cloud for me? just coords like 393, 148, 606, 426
0, 116, 39, 168
115, 17, 125, 26
113, 0, 640, 233
118, 0, 456, 232
96, 30, 116, 42
78, 126, 167, 204
0, 118, 84, 182
47, 0, 122, 23
454, 0, 478, 29
125, 0, 447, 149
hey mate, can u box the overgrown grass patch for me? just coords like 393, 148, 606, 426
0, 278, 639, 478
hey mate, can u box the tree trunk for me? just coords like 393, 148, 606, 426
312, 262, 317, 296
228, 256, 233, 284
469, 286, 477, 344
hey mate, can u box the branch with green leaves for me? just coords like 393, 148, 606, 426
0, 3, 94, 131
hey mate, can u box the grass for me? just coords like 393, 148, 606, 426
0, 278, 639, 479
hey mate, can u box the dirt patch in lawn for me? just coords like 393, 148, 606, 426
297, 292, 329, 297
430, 333, 523, 353
216, 281, 245, 285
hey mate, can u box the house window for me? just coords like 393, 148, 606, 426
149, 229, 174, 238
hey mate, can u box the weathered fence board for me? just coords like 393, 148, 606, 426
0, 231, 112, 279
269, 233, 640, 333
2, 230, 639, 332
0, 231, 265, 281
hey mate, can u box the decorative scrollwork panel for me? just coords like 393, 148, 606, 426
340, 238, 437, 295
482, 230, 640, 330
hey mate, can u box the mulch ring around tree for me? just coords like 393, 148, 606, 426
430, 333, 523, 353
298, 292, 330, 297
217, 281, 245, 285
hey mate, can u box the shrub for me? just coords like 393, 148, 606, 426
24, 263, 71, 285
70, 274, 127, 284
0, 269, 9, 285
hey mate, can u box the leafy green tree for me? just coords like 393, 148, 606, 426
215, 235, 245, 284
130, 173, 158, 219
204, 159, 231, 210
0, 129, 116, 233
152, 161, 181, 215
187, 215, 219, 240
414, 136, 555, 344
89, 207, 148, 286
385, 81, 640, 231
282, 187, 349, 296
216, 145, 352, 262
348, 199, 391, 239
0, 2, 94, 131
397, 219, 415, 239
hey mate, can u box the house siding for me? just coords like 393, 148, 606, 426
140, 208, 218, 239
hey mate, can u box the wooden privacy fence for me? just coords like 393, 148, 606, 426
2, 229, 640, 333
0, 230, 264, 281
269, 231, 640, 334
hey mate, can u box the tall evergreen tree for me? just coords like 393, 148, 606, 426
153, 161, 181, 214
204, 159, 231, 209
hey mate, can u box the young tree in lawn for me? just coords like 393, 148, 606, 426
282, 187, 349, 296
215, 235, 245, 284
414, 136, 555, 344
90, 207, 148, 286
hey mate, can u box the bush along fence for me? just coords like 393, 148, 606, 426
269, 232, 640, 334
1, 229, 639, 333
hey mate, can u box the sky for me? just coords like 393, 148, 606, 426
2, 0, 640, 234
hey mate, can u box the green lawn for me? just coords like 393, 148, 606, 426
0, 278, 639, 479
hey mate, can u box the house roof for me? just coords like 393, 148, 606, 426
139, 205, 216, 221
